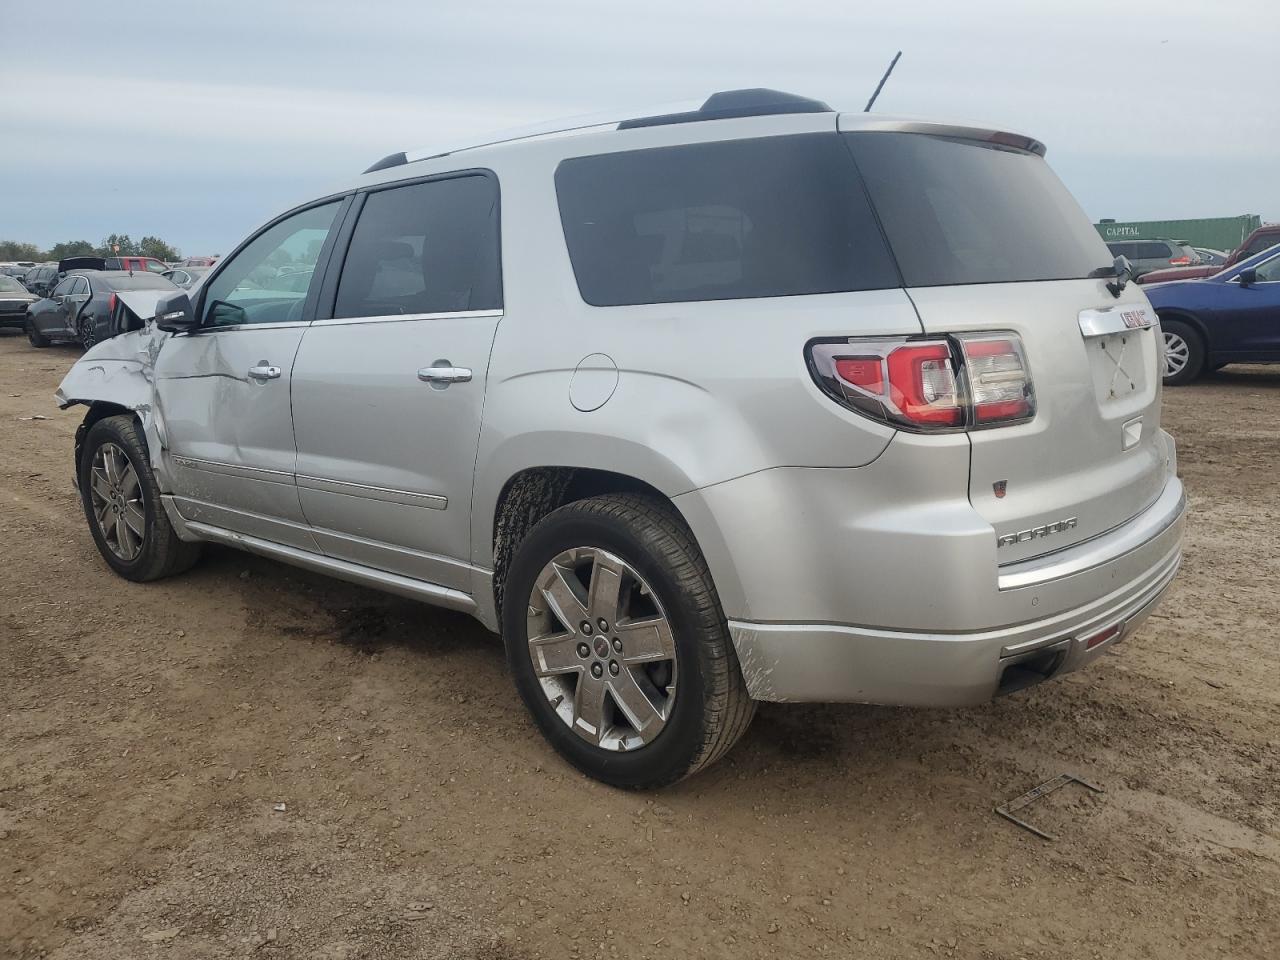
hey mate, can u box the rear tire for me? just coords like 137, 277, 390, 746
78, 415, 202, 582
25, 316, 50, 348
1160, 318, 1203, 386
502, 493, 755, 788
79, 315, 97, 350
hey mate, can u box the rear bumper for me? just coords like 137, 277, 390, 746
677, 431, 1186, 706
729, 524, 1180, 704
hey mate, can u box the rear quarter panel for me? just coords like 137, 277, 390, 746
463, 118, 924, 571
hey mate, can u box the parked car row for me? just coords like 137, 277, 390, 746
1137, 223, 1280, 285
23, 270, 179, 348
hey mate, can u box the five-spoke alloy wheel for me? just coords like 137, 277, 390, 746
503, 493, 755, 788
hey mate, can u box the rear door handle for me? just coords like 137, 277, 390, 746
417, 362, 472, 387
247, 363, 282, 381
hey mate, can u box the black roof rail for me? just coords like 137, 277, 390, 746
617, 88, 832, 130
363, 151, 408, 174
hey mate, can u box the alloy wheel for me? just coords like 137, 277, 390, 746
89, 442, 145, 561
526, 547, 678, 752
1163, 330, 1189, 379
79, 317, 97, 349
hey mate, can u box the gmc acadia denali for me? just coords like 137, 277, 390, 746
56, 89, 1186, 787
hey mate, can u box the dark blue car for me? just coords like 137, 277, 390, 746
1144, 243, 1280, 384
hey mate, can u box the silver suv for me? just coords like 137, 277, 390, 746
57, 90, 1186, 787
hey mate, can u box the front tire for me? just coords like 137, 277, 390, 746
502, 494, 755, 788
25, 316, 50, 348
78, 415, 202, 581
1160, 318, 1204, 386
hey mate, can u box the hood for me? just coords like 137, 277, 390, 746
114, 289, 170, 320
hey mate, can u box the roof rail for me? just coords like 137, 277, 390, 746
362, 89, 833, 173
616, 88, 832, 130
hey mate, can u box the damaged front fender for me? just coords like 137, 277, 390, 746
55, 323, 172, 484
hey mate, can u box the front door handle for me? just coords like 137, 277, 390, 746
417, 362, 473, 388
247, 363, 282, 382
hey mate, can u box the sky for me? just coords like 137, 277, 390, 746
1, 0, 1275, 257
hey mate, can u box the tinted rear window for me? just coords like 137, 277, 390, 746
846, 132, 1110, 286
334, 174, 501, 318
555, 134, 898, 306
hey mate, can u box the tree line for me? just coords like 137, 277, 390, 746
0, 234, 185, 263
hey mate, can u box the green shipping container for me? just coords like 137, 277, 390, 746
1095, 215, 1262, 253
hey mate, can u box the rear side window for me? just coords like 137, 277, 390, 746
555, 134, 898, 306
846, 132, 1111, 286
334, 174, 501, 318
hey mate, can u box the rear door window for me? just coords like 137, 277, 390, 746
333, 173, 501, 318
846, 132, 1111, 287
555, 134, 898, 306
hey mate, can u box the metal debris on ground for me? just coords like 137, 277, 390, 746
995, 773, 1103, 841
273, 802, 287, 812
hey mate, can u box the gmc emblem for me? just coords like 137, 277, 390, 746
1120, 310, 1151, 330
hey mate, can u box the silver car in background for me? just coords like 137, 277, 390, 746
56, 89, 1185, 787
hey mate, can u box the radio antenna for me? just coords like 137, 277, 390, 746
864, 51, 902, 112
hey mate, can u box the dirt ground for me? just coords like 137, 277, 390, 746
1, 329, 1277, 960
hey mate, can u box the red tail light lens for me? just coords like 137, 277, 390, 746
1169, 256, 1190, 265
108, 293, 118, 313
808, 332, 1034, 432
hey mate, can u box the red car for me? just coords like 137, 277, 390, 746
1138, 224, 1280, 284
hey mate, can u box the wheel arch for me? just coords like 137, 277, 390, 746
73, 402, 142, 479
483, 464, 741, 637
1155, 308, 1211, 352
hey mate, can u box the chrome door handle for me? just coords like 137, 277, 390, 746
247, 363, 282, 381
417, 363, 472, 387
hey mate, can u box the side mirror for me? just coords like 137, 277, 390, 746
1238, 267, 1257, 287
154, 290, 197, 332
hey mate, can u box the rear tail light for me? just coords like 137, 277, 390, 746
808, 332, 1035, 432
1169, 256, 1190, 265
108, 293, 118, 313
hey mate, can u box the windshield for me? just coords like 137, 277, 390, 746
846, 132, 1112, 286
0, 277, 27, 293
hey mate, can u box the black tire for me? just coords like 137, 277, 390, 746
502, 493, 755, 788
1160, 318, 1204, 386
25, 316, 50, 348
78, 414, 202, 582
78, 315, 97, 350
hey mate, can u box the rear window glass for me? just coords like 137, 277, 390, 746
846, 132, 1111, 287
1243, 234, 1280, 257
555, 134, 898, 306
106, 274, 176, 290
